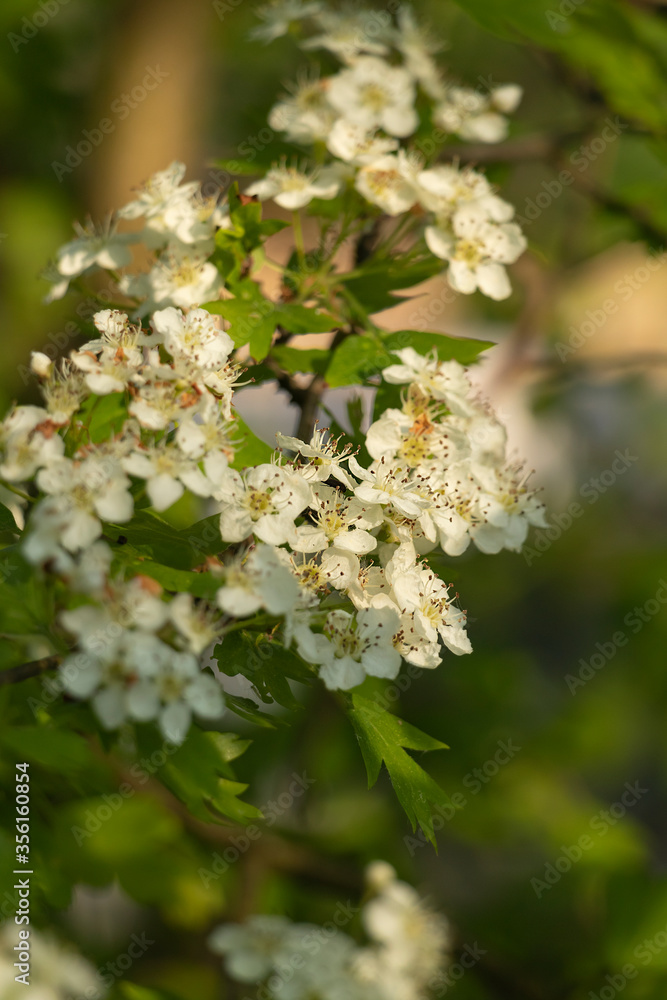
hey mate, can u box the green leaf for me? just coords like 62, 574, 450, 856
325, 335, 390, 388
0, 502, 19, 533
106, 511, 202, 570
159, 729, 263, 825
79, 392, 128, 444
271, 345, 330, 375
383, 331, 495, 364
213, 631, 312, 710
231, 414, 274, 469
118, 986, 187, 1000
0, 725, 93, 773
347, 694, 452, 846
341, 256, 443, 313
124, 560, 222, 599
278, 303, 337, 335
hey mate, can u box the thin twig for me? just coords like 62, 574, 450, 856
0, 655, 61, 686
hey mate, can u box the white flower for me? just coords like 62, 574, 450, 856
291, 483, 379, 554
0, 405, 65, 482
0, 924, 105, 1000
433, 83, 521, 143
326, 120, 399, 165
70, 309, 144, 394
327, 57, 418, 138
425, 203, 527, 300
169, 593, 222, 654
381, 350, 478, 417
276, 427, 354, 487
250, 0, 323, 43
349, 456, 428, 518
151, 306, 233, 370
355, 152, 420, 216
217, 543, 300, 617
389, 543, 471, 655
302, 7, 392, 61
216, 463, 311, 546
246, 163, 342, 210
46, 218, 134, 301
208, 916, 298, 981
268, 73, 337, 144
122, 442, 220, 511
416, 164, 511, 221
126, 647, 225, 744
29, 454, 132, 554
394, 5, 445, 100
295, 606, 401, 690
118, 161, 199, 224
361, 866, 451, 997
121, 245, 222, 312
279, 547, 361, 606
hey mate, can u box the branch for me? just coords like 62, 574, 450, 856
0, 654, 61, 686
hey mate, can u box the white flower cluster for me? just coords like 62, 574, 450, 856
0, 923, 104, 1000
3, 327, 543, 729
46, 162, 225, 311
2, 301, 238, 742
247, 2, 526, 300
208, 861, 451, 1000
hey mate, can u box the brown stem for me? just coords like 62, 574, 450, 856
0, 655, 61, 686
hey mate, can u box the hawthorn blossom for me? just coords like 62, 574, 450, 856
0, 406, 65, 482
169, 593, 223, 655
349, 456, 428, 518
246, 163, 343, 210
425, 204, 527, 300
294, 606, 401, 690
250, 0, 323, 43
433, 83, 522, 143
151, 306, 233, 370
208, 916, 301, 981
45, 218, 134, 302
217, 543, 300, 617
327, 57, 418, 137
122, 442, 221, 511
301, 8, 391, 61
121, 245, 222, 312
34, 454, 133, 550
291, 483, 380, 554
355, 152, 420, 216
326, 120, 398, 165
268, 74, 337, 144
216, 463, 311, 545
276, 428, 354, 486
118, 161, 199, 227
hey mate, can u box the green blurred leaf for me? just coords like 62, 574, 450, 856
0, 725, 93, 772
160, 729, 263, 825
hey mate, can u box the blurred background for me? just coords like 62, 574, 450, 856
2, 0, 667, 997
